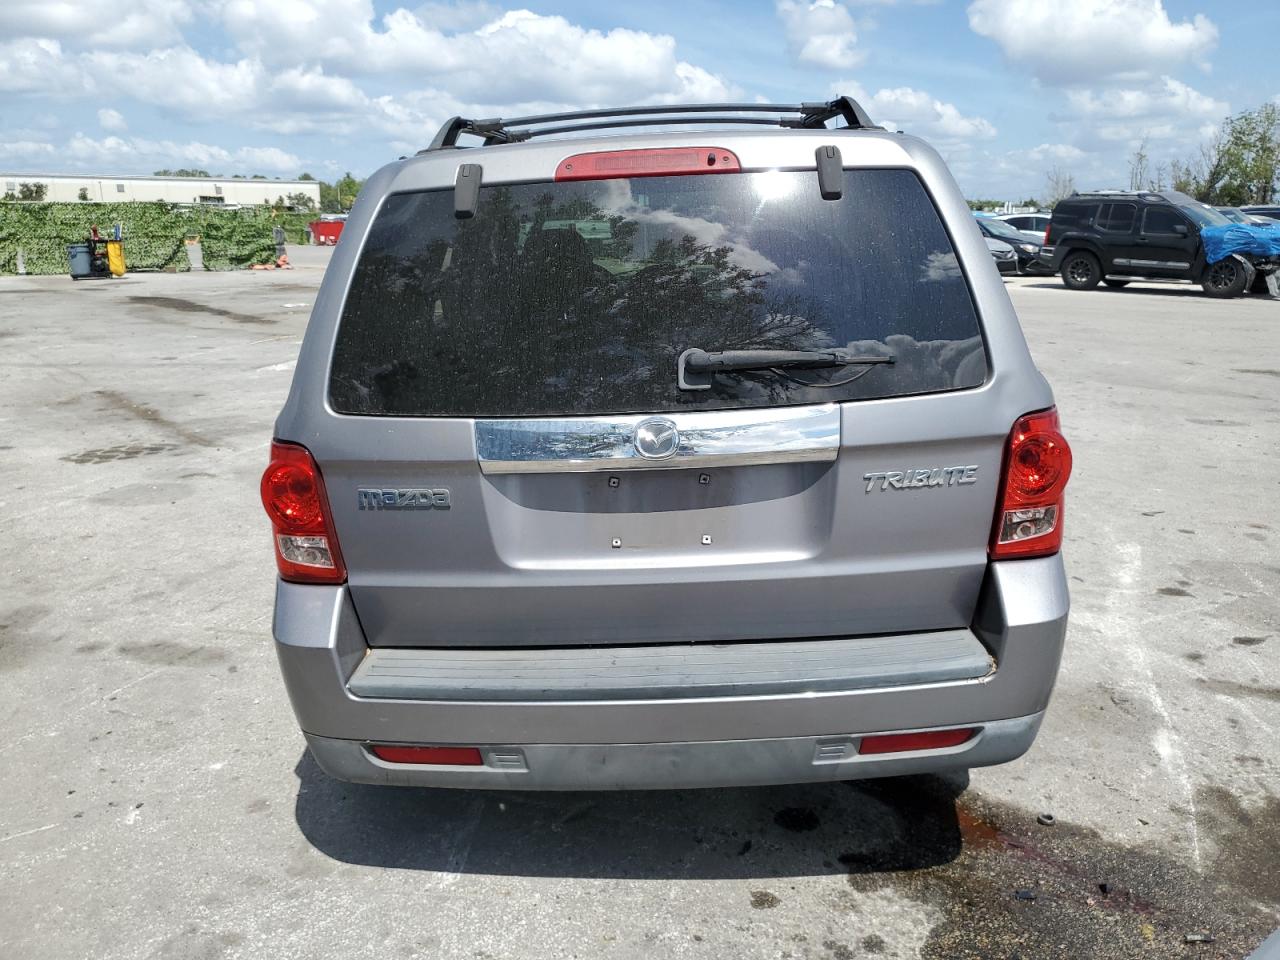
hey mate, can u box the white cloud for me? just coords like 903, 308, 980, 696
0, 140, 58, 162
0, 39, 91, 95
217, 3, 732, 105
1064, 76, 1227, 142
83, 47, 261, 115
97, 108, 127, 132
0, 0, 194, 49
777, 0, 861, 70
967, 0, 1218, 85
64, 134, 300, 174
1024, 143, 1088, 164
841, 83, 996, 140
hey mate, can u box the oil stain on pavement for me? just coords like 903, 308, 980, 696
840, 778, 1278, 960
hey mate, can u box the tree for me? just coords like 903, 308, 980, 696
1127, 137, 1149, 191
153, 168, 211, 177
286, 191, 316, 211
17, 182, 47, 201
77, 187, 90, 201
335, 171, 363, 211
1171, 103, 1280, 204
297, 172, 317, 181
1149, 162, 1168, 192
1043, 166, 1076, 207
318, 172, 365, 213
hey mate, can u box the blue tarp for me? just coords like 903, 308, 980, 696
1202, 223, 1280, 263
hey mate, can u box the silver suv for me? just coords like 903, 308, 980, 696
262, 98, 1072, 790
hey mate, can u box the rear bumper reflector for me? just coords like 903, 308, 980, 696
858, 728, 976, 755
369, 745, 484, 765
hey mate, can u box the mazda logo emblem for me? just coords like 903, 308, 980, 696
633, 417, 680, 459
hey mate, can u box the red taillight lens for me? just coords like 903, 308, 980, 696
260, 440, 346, 583
1043, 226, 1051, 245
991, 407, 1072, 560
369, 745, 484, 766
859, 728, 976, 755
555, 147, 740, 182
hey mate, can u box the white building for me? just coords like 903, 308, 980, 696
1, 173, 321, 207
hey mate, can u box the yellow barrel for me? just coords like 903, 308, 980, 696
106, 240, 126, 277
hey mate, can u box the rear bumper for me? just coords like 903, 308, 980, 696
304, 713, 1044, 790
272, 556, 1068, 789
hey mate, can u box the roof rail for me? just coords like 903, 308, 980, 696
420, 96, 880, 153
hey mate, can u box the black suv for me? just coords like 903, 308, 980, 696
1041, 190, 1253, 297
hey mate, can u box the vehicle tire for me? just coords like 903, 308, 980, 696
1061, 251, 1101, 290
1202, 258, 1249, 298
1103, 279, 1129, 289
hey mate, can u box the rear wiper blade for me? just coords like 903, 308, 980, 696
678, 347, 894, 391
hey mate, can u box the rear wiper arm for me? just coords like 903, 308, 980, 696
678, 347, 894, 391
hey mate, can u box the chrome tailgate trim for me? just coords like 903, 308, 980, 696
474, 402, 840, 474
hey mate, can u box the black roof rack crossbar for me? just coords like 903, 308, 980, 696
420, 96, 880, 152
494, 115, 816, 143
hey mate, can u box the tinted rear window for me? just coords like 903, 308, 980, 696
1053, 202, 1098, 225
330, 168, 987, 417
1098, 203, 1137, 233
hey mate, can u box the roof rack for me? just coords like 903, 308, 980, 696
421, 97, 880, 152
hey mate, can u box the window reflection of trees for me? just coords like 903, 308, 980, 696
330, 174, 987, 417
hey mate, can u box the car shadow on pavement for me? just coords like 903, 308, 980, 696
293, 751, 967, 880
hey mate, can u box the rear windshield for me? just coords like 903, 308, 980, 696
330, 168, 987, 417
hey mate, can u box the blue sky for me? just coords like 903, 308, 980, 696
2, 0, 1276, 199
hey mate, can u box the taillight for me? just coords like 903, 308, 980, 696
260, 440, 346, 583
990, 407, 1072, 560
1043, 225, 1051, 245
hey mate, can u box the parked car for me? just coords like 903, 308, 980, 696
998, 212, 1051, 241
977, 215, 1050, 274
262, 97, 1072, 791
1240, 205, 1280, 223
985, 235, 1018, 274
1216, 206, 1280, 226
1041, 190, 1278, 297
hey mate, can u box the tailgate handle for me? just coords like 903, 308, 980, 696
475, 403, 841, 474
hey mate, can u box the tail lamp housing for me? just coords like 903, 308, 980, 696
991, 407, 1072, 560
260, 441, 346, 583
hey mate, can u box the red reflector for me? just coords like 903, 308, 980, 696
555, 147, 741, 182
369, 745, 485, 766
859, 728, 976, 755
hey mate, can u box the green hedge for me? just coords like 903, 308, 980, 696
0, 202, 317, 275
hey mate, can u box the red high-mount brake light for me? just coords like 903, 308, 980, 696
990, 407, 1072, 560
260, 440, 346, 583
555, 147, 741, 182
